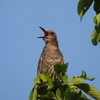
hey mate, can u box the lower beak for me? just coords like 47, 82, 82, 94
38, 36, 46, 38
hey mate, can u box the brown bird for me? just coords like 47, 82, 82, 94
37, 27, 64, 78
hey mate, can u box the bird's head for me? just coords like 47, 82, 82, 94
38, 27, 57, 44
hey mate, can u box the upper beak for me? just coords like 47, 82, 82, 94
38, 27, 48, 38
39, 27, 45, 32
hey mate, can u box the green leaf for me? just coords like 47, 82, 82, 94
38, 86, 47, 95
76, 83, 100, 100
80, 70, 87, 77
91, 29, 98, 45
83, 76, 95, 81
91, 26, 100, 45
46, 91, 56, 99
96, 13, 100, 27
93, 14, 100, 27
47, 77, 54, 88
54, 63, 68, 73
67, 92, 80, 100
40, 72, 48, 82
62, 74, 68, 84
79, 90, 91, 100
56, 87, 62, 100
80, 70, 95, 81
93, 16, 97, 25
94, 0, 100, 14
56, 85, 68, 100
67, 90, 91, 100
69, 77, 84, 84
29, 88, 34, 100
60, 74, 68, 84
34, 76, 40, 84
29, 85, 38, 100
53, 80, 62, 87
77, 0, 93, 20
38, 91, 56, 99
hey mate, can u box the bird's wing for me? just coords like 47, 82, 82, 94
37, 56, 43, 76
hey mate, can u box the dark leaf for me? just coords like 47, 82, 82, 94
38, 86, 47, 95
38, 91, 56, 100
67, 90, 90, 100
77, 0, 93, 20
94, 0, 100, 14
54, 63, 68, 73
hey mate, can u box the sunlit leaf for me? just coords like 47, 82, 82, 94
77, 0, 93, 20
91, 29, 98, 45
80, 70, 87, 77
91, 26, 100, 45
96, 13, 100, 26
29, 88, 34, 100
93, 14, 100, 27
92, 28, 97, 37
40, 72, 48, 82
93, 16, 97, 25
80, 70, 95, 81
56, 87, 62, 100
76, 83, 100, 100
62, 74, 68, 84
83, 77, 95, 81
29, 85, 38, 100
34, 76, 40, 84
47, 78, 54, 88
69, 77, 84, 84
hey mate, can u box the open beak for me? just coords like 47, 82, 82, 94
38, 27, 48, 38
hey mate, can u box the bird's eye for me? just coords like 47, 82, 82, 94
50, 32, 54, 35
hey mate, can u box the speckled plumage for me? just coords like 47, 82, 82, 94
37, 27, 64, 77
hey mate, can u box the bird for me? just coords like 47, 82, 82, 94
37, 27, 64, 78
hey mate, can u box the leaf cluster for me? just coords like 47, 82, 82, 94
29, 63, 100, 100
77, 0, 100, 45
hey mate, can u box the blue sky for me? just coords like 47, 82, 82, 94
0, 0, 100, 100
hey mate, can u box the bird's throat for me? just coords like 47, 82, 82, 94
46, 40, 59, 48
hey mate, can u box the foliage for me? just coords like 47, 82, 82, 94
77, 0, 100, 45
29, 64, 100, 100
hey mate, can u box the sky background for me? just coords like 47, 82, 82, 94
0, 0, 100, 100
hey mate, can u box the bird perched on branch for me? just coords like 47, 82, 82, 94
37, 27, 64, 78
